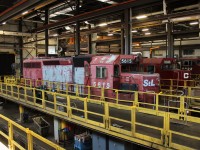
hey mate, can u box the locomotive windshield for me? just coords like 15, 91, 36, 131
121, 64, 137, 73
161, 63, 177, 70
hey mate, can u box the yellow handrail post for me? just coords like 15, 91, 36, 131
54, 93, 57, 113
104, 102, 109, 129
179, 96, 185, 120
84, 98, 88, 121
26, 128, 33, 150
134, 91, 138, 107
66, 83, 69, 95
67, 95, 71, 118
88, 86, 91, 99
76, 84, 79, 96
131, 106, 136, 137
11, 84, 13, 97
24, 87, 27, 102
184, 80, 187, 88
163, 112, 170, 147
156, 93, 160, 114
33, 88, 36, 105
8, 121, 13, 150
42, 90, 46, 109
101, 88, 105, 101
187, 87, 192, 97
115, 90, 119, 104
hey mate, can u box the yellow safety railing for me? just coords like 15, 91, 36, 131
3, 77, 200, 113
0, 114, 65, 150
1, 81, 200, 149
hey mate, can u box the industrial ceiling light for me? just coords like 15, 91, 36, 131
65, 26, 71, 30
132, 30, 137, 33
189, 21, 198, 25
97, 0, 117, 4
2, 22, 6, 25
145, 32, 151, 35
108, 33, 113, 36
22, 11, 28, 15
142, 28, 149, 32
52, 34, 58, 37
136, 15, 147, 19
85, 21, 90, 24
98, 23, 107, 27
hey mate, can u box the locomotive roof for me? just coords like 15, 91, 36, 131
23, 57, 72, 62
141, 58, 176, 65
179, 56, 200, 60
90, 55, 119, 65
90, 55, 138, 65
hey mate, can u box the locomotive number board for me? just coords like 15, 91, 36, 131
120, 58, 133, 64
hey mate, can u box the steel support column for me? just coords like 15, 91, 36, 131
35, 23, 38, 56
88, 24, 92, 54
167, 22, 174, 58
45, 9, 49, 57
121, 16, 125, 54
19, 19, 23, 76
75, 0, 80, 55
124, 8, 132, 55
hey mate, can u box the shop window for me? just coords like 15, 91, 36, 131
96, 67, 107, 78
183, 49, 194, 55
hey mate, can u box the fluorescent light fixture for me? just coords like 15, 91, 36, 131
145, 32, 151, 35
108, 33, 113, 36
65, 26, 71, 30
85, 21, 90, 24
97, 0, 117, 4
142, 28, 149, 32
22, 11, 28, 15
98, 23, 107, 27
189, 21, 198, 25
2, 22, 6, 25
136, 15, 147, 19
52, 34, 58, 36
132, 30, 137, 33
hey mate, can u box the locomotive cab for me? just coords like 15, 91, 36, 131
87, 55, 160, 103
140, 58, 191, 81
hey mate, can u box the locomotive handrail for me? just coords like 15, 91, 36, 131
1, 81, 200, 149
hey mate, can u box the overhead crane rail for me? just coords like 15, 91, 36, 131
0, 114, 65, 150
1, 77, 200, 149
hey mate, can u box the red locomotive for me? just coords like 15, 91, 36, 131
140, 58, 191, 87
23, 54, 160, 104
179, 57, 200, 75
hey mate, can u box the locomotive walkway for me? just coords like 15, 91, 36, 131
1, 79, 200, 149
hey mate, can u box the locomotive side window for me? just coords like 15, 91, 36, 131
147, 65, 154, 73
96, 67, 107, 78
43, 61, 60, 65
162, 64, 172, 70
114, 65, 119, 77
24, 62, 41, 68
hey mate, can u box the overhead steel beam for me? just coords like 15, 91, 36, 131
0, 0, 54, 23
0, 31, 33, 37
34, 0, 151, 32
